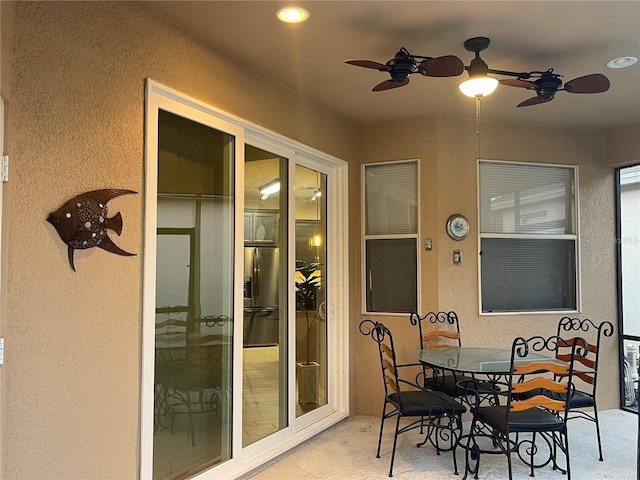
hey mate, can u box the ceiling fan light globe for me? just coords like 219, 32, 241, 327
459, 76, 499, 97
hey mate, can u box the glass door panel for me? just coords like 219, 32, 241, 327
295, 165, 328, 416
153, 110, 234, 478
242, 146, 288, 446
619, 165, 640, 411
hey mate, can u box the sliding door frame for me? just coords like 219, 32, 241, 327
615, 164, 640, 413
141, 80, 349, 479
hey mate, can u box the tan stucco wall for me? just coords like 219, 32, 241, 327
607, 122, 640, 167
355, 117, 619, 416
1, 2, 356, 479
0, 1, 628, 478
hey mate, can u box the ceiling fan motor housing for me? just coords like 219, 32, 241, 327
535, 74, 563, 99
387, 52, 419, 81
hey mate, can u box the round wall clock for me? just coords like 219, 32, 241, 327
446, 214, 470, 240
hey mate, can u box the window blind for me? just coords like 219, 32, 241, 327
365, 162, 417, 235
479, 162, 574, 235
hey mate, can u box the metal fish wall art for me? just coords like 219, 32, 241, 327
47, 188, 137, 271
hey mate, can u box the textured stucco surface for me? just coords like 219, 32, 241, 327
355, 117, 619, 417
607, 122, 640, 166
0, 1, 628, 478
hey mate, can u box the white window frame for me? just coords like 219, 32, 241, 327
361, 159, 420, 315
142, 79, 349, 479
477, 159, 581, 316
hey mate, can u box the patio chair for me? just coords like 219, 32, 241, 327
409, 311, 492, 399
359, 319, 467, 477
555, 317, 614, 461
461, 335, 587, 480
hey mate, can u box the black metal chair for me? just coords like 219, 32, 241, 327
409, 311, 489, 399
555, 317, 614, 461
359, 319, 466, 477
461, 335, 587, 480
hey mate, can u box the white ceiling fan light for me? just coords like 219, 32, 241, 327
459, 75, 499, 97
458, 37, 499, 98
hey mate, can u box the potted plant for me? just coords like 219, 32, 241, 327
295, 260, 322, 405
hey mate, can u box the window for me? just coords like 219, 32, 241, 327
478, 160, 579, 314
363, 160, 418, 314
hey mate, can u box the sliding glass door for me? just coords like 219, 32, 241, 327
294, 165, 328, 416
242, 146, 288, 446
618, 164, 640, 412
153, 110, 235, 478
142, 80, 349, 480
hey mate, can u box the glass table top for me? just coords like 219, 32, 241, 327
411, 347, 563, 375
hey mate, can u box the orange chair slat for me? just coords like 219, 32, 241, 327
511, 395, 565, 412
382, 359, 396, 376
380, 343, 393, 358
512, 377, 568, 394
575, 372, 595, 384
422, 330, 459, 342
513, 361, 569, 376
559, 337, 597, 353
574, 356, 596, 369
385, 374, 398, 393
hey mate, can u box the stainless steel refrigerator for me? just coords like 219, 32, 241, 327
243, 247, 279, 346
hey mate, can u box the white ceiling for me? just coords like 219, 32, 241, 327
144, 1, 640, 130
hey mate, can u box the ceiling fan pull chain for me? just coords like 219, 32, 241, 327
476, 96, 481, 158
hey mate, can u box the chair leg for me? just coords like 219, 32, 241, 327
377, 402, 388, 459
564, 429, 572, 480
506, 440, 514, 480
388, 414, 402, 477
529, 432, 536, 478
461, 415, 480, 480
593, 404, 604, 461
450, 415, 461, 475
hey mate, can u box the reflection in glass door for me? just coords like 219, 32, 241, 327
242, 146, 288, 446
153, 110, 234, 479
618, 165, 640, 412
295, 165, 328, 416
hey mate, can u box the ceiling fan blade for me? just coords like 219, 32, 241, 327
345, 60, 389, 71
419, 55, 464, 77
372, 79, 409, 92
517, 96, 554, 107
564, 74, 610, 94
500, 78, 537, 89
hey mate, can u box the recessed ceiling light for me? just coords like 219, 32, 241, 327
607, 56, 638, 69
276, 7, 310, 24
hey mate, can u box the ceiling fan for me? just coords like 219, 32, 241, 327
499, 69, 611, 107
345, 47, 464, 91
346, 37, 610, 106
